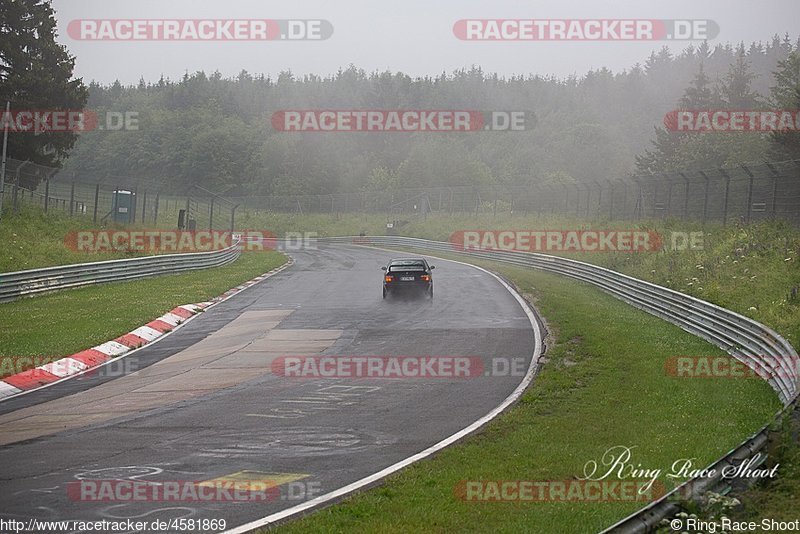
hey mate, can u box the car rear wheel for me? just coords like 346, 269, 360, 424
382, 287, 387, 299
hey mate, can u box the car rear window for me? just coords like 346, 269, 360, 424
389, 262, 426, 272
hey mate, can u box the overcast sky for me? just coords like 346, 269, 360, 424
51, 0, 800, 85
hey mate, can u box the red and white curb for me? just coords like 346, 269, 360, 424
0, 259, 294, 401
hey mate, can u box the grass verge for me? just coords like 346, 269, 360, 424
0, 207, 154, 272
273, 252, 779, 534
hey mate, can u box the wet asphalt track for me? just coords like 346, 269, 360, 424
0, 244, 537, 532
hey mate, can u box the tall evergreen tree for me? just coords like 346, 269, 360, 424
0, 0, 87, 179
769, 51, 800, 159
718, 43, 760, 107
636, 64, 715, 173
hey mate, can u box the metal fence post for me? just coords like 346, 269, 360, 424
719, 169, 731, 226
595, 181, 603, 217
679, 172, 690, 218
231, 204, 239, 232
44, 175, 50, 213
741, 165, 754, 224
608, 182, 614, 220
0, 102, 8, 222
93, 183, 100, 223
664, 174, 673, 217
699, 171, 710, 225
585, 185, 591, 218
765, 163, 780, 218
13, 161, 30, 214
131, 187, 137, 224
69, 179, 75, 216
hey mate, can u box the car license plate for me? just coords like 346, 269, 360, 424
400, 276, 415, 281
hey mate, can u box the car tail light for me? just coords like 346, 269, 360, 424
421, 274, 431, 281
385, 275, 393, 283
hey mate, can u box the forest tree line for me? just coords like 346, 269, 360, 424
3, 2, 798, 196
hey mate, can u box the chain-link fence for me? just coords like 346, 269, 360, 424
0, 158, 238, 230
2, 157, 798, 226
227, 159, 800, 225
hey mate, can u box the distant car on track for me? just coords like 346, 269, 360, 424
381, 258, 435, 299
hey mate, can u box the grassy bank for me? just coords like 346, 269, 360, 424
0, 207, 151, 272
274, 255, 779, 533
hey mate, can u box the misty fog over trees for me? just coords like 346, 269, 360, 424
60, 36, 800, 195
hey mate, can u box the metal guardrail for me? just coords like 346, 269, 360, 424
0, 239, 242, 303
322, 235, 799, 533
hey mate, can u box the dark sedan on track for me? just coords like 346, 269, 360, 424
382, 258, 435, 299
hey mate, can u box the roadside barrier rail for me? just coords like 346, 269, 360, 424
0, 238, 241, 303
